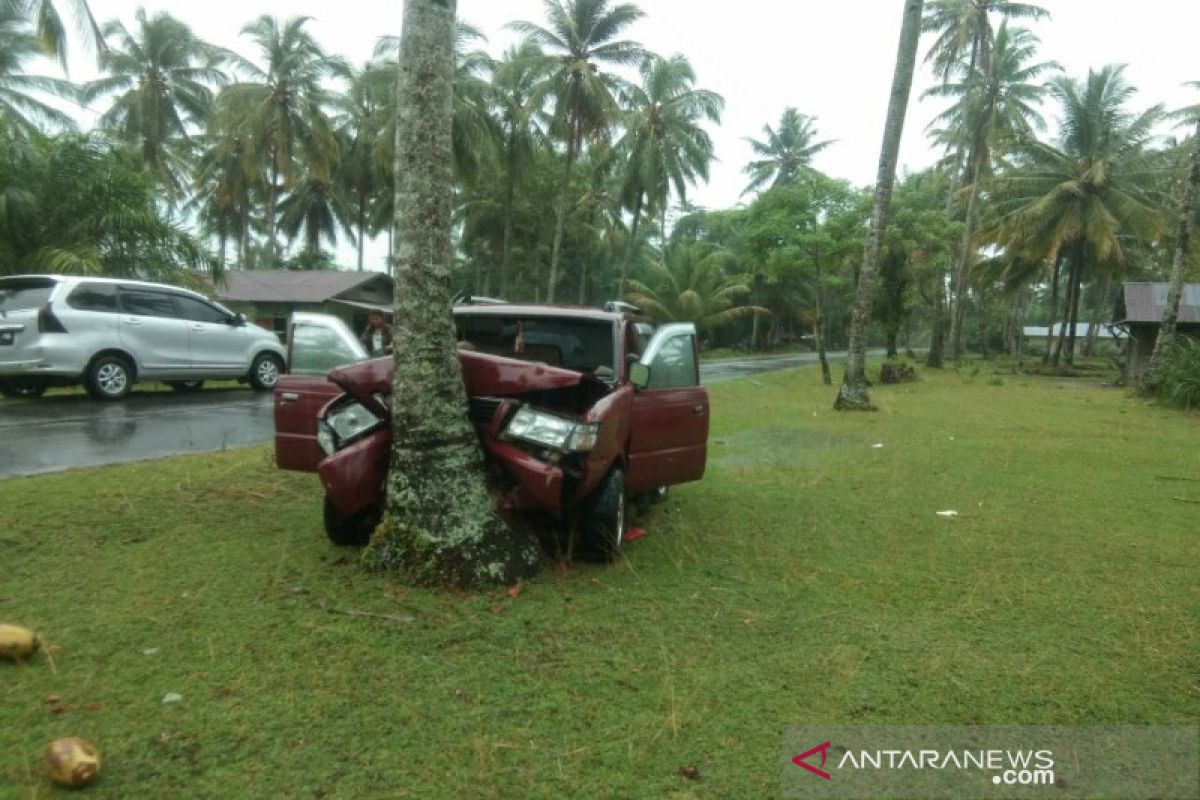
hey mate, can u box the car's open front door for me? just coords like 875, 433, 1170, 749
627, 323, 709, 493
274, 313, 368, 472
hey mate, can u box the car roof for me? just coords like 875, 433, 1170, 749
452, 303, 628, 323
0, 274, 214, 302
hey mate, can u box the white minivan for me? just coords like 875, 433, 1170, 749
0, 274, 286, 400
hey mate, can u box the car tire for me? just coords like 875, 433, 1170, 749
0, 378, 47, 399
167, 380, 204, 393
582, 466, 626, 562
248, 352, 283, 391
85, 355, 133, 400
323, 495, 380, 547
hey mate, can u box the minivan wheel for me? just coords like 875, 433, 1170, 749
85, 356, 132, 400
248, 352, 283, 391
323, 495, 380, 547
167, 380, 204, 392
582, 466, 626, 562
0, 378, 46, 399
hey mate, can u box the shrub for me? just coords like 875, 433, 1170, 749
1155, 336, 1200, 409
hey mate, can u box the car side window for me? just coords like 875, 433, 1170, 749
174, 295, 230, 324
66, 282, 119, 312
647, 333, 698, 389
120, 290, 178, 318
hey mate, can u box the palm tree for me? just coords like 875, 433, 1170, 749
491, 39, 550, 296
3, 0, 102, 69
278, 175, 351, 262
0, 4, 75, 136
625, 243, 765, 340
615, 53, 723, 295
742, 108, 833, 195
924, 22, 1058, 356
510, 0, 646, 301
1143, 84, 1200, 391
332, 60, 393, 271
922, 0, 1048, 359
984, 65, 1169, 367
921, 0, 1048, 82
223, 15, 345, 268
80, 9, 226, 192
835, 0, 925, 411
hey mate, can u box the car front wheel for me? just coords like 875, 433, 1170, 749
582, 466, 626, 562
0, 378, 47, 399
85, 356, 133, 400
248, 352, 283, 391
323, 495, 380, 547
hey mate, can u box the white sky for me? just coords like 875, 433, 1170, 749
49, 0, 1200, 271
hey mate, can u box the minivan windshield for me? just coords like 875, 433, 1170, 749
0, 278, 55, 313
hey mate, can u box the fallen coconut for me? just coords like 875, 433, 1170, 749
44, 737, 101, 788
0, 624, 39, 661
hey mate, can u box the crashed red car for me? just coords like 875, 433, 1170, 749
274, 304, 709, 559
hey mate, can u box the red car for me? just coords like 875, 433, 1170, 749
273, 304, 709, 559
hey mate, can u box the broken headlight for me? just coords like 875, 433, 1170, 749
318, 399, 385, 455
503, 405, 599, 453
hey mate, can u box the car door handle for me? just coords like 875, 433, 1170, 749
280, 392, 300, 402
190, 323, 205, 331
123, 317, 143, 326
691, 404, 706, 415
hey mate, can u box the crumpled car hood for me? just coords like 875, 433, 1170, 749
326, 350, 584, 410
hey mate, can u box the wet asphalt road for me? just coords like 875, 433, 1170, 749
0, 350, 866, 479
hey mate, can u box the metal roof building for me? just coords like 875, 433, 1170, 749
1115, 282, 1200, 381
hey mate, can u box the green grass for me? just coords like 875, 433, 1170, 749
1, 367, 1197, 798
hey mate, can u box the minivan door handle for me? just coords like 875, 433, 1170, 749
280, 392, 300, 402
122, 317, 143, 326
691, 404, 706, 415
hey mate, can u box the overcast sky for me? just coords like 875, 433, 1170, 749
55, 0, 1200, 271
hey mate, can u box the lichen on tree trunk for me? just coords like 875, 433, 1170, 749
365, 0, 540, 586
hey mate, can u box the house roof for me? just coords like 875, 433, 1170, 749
213, 270, 391, 304
1119, 282, 1200, 325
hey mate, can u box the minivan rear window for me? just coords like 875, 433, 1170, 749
0, 277, 56, 313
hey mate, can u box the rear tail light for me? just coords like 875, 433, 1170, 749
38, 305, 68, 333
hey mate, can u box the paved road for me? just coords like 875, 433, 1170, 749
0, 350, 863, 479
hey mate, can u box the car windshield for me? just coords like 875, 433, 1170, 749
456, 315, 615, 376
0, 278, 56, 313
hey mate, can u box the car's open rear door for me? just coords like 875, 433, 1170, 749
274, 314, 368, 472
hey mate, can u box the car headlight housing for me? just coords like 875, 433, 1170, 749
319, 399, 384, 454
503, 405, 599, 453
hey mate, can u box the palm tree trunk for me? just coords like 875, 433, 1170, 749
814, 248, 831, 384
1065, 245, 1084, 366
547, 116, 580, 302
1143, 122, 1200, 392
217, 215, 227, 269
947, 163, 981, 359
977, 286, 989, 359
265, 159, 280, 268
619, 190, 644, 298
1043, 254, 1063, 366
835, 0, 924, 410
1084, 273, 1112, 357
927, 266, 946, 368
500, 138, 517, 298
366, 0, 539, 586
356, 192, 367, 272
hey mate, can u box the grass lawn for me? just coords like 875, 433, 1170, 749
1, 365, 1197, 797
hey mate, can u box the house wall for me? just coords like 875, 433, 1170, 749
1125, 323, 1200, 381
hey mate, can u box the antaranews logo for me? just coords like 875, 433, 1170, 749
791, 741, 832, 781
783, 726, 1199, 799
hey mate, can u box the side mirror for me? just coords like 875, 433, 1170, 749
629, 362, 650, 390
229, 312, 246, 327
